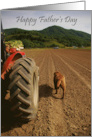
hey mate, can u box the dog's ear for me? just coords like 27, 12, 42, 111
54, 72, 59, 75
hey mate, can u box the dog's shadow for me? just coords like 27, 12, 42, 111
39, 84, 63, 100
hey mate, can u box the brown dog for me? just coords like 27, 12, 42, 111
54, 72, 66, 99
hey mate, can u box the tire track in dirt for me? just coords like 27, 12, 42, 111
52, 51, 91, 90
40, 50, 56, 135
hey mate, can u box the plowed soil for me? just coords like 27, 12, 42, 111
1, 49, 91, 136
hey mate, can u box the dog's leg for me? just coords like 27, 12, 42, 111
55, 89, 58, 94
61, 77, 66, 99
55, 80, 61, 94
62, 88, 65, 99
54, 77, 58, 94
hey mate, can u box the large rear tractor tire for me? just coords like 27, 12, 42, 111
7, 57, 39, 121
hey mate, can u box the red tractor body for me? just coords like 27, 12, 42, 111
10, 48, 17, 54
1, 49, 25, 80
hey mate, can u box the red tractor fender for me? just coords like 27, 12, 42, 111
10, 48, 17, 54
1, 51, 25, 80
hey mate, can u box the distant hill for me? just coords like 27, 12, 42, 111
4, 26, 91, 48
41, 26, 90, 40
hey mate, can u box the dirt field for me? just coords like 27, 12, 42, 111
1, 49, 91, 136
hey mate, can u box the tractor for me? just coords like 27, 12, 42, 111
1, 26, 39, 121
